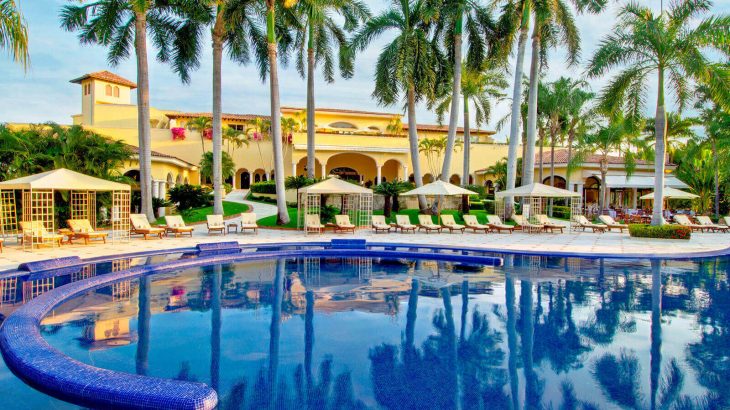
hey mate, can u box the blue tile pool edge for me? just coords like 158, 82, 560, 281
0, 243, 504, 410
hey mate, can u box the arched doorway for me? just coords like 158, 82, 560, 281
542, 175, 567, 189
296, 157, 323, 178
330, 167, 359, 181
124, 170, 140, 184
236, 168, 251, 189
485, 180, 495, 195
253, 168, 267, 183
325, 153, 377, 184
382, 159, 402, 182
176, 174, 183, 185
584, 176, 600, 205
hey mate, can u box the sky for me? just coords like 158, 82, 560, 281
1, 0, 728, 143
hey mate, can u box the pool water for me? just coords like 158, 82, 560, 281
1, 254, 729, 409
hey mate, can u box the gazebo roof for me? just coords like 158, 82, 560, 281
0, 168, 131, 191
496, 182, 580, 198
402, 180, 477, 196
300, 176, 372, 195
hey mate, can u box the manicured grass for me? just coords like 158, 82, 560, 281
257, 207, 299, 228
154, 201, 249, 225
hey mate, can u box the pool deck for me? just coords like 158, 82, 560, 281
2, 215, 728, 270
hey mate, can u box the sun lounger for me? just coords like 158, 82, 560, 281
334, 215, 356, 234
305, 214, 326, 234
395, 215, 416, 233
463, 215, 489, 233
573, 215, 608, 233
536, 214, 566, 233
130, 214, 165, 240
240, 213, 258, 234
511, 214, 545, 233
440, 214, 465, 233
673, 214, 708, 232
67, 219, 108, 244
164, 215, 194, 237
417, 215, 442, 233
598, 215, 629, 232
721, 216, 730, 227
485, 215, 514, 233
206, 214, 226, 235
695, 215, 729, 233
19, 221, 64, 247
372, 215, 392, 233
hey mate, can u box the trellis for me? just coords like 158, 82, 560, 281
495, 183, 582, 234
0, 191, 17, 240
297, 177, 373, 234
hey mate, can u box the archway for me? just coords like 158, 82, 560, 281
485, 180, 495, 195
325, 153, 377, 185
381, 159, 402, 182
124, 170, 140, 185
422, 173, 434, 184
584, 176, 600, 205
296, 157, 323, 178
449, 174, 461, 185
236, 168, 251, 189
176, 174, 182, 186
253, 168, 267, 183
542, 175, 567, 189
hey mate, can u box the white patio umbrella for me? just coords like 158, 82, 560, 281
402, 180, 477, 222
640, 187, 699, 200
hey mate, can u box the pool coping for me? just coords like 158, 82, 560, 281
1, 241, 507, 410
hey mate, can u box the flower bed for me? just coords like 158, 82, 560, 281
628, 224, 691, 240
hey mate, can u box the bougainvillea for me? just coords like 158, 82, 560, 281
203, 128, 213, 140
171, 127, 186, 141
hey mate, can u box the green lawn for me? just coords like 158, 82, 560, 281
257, 207, 299, 228
154, 201, 249, 225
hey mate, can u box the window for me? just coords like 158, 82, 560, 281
329, 122, 358, 129
113, 86, 120, 97
229, 124, 247, 131
105, 84, 112, 96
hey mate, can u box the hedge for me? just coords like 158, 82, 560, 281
628, 224, 691, 240
552, 205, 571, 219
250, 181, 277, 194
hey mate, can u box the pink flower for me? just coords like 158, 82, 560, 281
252, 132, 262, 141
171, 127, 186, 140
203, 128, 213, 140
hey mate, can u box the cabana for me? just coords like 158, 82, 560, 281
495, 183, 581, 233
401, 180, 477, 223
0, 168, 131, 250
298, 176, 373, 234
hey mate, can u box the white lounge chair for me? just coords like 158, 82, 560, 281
440, 214, 465, 233
240, 213, 258, 234
334, 215, 356, 234
673, 214, 708, 232
372, 215, 392, 233
395, 215, 416, 233
67, 219, 108, 244
721, 216, 730, 227
164, 215, 194, 237
573, 215, 608, 233
463, 215, 489, 233
19, 221, 64, 247
130, 214, 165, 239
536, 214, 566, 233
598, 215, 629, 232
695, 215, 729, 233
485, 215, 514, 233
511, 214, 544, 233
417, 215, 442, 233
305, 214, 325, 234
206, 214, 226, 235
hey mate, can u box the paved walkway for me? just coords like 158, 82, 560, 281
2, 226, 728, 271
225, 189, 278, 219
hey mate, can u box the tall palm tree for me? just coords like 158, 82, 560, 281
562, 81, 594, 191
695, 86, 730, 218
351, 0, 446, 210
587, 0, 730, 225
187, 116, 213, 152
642, 112, 699, 164
293, 0, 370, 178
61, 0, 205, 221
1, 0, 29, 69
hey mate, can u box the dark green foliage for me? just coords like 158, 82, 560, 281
168, 184, 212, 211
320, 204, 338, 224
374, 180, 413, 217
465, 184, 486, 197
250, 181, 277, 194
628, 224, 691, 240
552, 206, 571, 219
199, 151, 235, 181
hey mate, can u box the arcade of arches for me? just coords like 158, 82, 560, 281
291, 154, 407, 186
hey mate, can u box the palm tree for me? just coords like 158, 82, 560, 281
222, 125, 250, 155
642, 112, 699, 164
186, 116, 213, 152
1, 0, 29, 69
61, 1, 205, 222
562, 81, 594, 191
351, 0, 445, 211
695, 87, 730, 218
200, 151, 236, 185
587, 0, 730, 225
293, 0, 370, 179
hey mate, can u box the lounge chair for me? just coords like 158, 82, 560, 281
164, 215, 194, 237
485, 215, 514, 233
67, 219, 108, 244
598, 215, 629, 232
19, 221, 64, 247
417, 215, 442, 233
440, 214, 465, 233
463, 215, 489, 233
206, 214, 226, 235
240, 213, 258, 234
395, 215, 416, 233
721, 216, 730, 227
573, 215, 608, 233
511, 214, 545, 233
673, 214, 708, 232
695, 215, 729, 233
334, 215, 356, 234
372, 215, 392, 233
536, 214, 566, 233
130, 214, 165, 240
305, 214, 326, 234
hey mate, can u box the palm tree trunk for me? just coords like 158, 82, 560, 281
549, 133, 556, 216
408, 84, 427, 210
650, 260, 662, 410
267, 5, 290, 225
134, 12, 154, 222
506, 19, 529, 214
306, 22, 316, 179
565, 128, 574, 191
712, 137, 719, 218
651, 67, 667, 226
600, 169, 607, 213
523, 24, 540, 188
462, 98, 470, 186
538, 127, 544, 182
212, 12, 225, 215
441, 18, 462, 183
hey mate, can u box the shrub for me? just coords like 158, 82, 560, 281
249, 194, 277, 204
250, 181, 277, 194
223, 183, 233, 194
552, 206, 571, 219
628, 224, 691, 240
482, 200, 495, 214
465, 184, 486, 198
320, 205, 339, 224
469, 202, 484, 210
168, 184, 212, 211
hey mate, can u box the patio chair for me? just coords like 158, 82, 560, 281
485, 215, 514, 233
371, 215, 392, 233
334, 215, 356, 234
511, 214, 545, 233
440, 214, 465, 233
598, 215, 629, 232
695, 215, 729, 233
240, 213, 258, 234
66, 219, 108, 244
572, 215, 608, 233
130, 214, 165, 240
673, 214, 708, 232
206, 215, 226, 235
463, 215, 489, 233
306, 214, 326, 234
19, 221, 64, 247
417, 215, 442, 233
395, 215, 416, 233
536, 215, 566, 233
164, 215, 194, 237
721, 216, 730, 227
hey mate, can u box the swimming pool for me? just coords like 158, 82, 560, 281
1, 242, 728, 409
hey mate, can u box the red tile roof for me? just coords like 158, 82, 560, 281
403, 124, 495, 135
535, 149, 652, 165
126, 145, 195, 167
165, 112, 270, 122
281, 106, 400, 117
70, 71, 137, 89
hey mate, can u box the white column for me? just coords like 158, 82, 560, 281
402, 165, 409, 181
158, 182, 167, 217
151, 180, 159, 198
321, 163, 327, 178
631, 188, 638, 209
376, 165, 382, 185
291, 162, 297, 177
